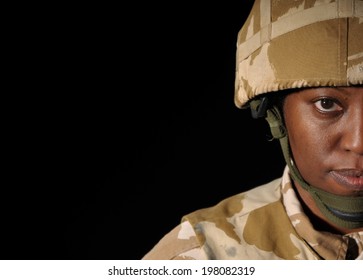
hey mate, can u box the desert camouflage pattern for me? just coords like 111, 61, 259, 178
234, 0, 363, 108
142, 166, 363, 260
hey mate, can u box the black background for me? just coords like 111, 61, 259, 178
2, 1, 286, 260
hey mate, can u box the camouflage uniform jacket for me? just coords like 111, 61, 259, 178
143, 166, 363, 260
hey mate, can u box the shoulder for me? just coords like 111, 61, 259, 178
142, 220, 208, 260
181, 178, 294, 259
143, 178, 287, 260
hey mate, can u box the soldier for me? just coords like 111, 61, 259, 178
143, 0, 363, 260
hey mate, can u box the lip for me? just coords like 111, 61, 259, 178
330, 169, 363, 190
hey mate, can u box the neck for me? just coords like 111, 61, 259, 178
293, 180, 363, 234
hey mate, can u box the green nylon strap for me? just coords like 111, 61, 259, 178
264, 105, 363, 229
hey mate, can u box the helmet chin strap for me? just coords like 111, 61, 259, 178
261, 103, 363, 229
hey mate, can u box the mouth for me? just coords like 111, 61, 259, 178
330, 169, 363, 191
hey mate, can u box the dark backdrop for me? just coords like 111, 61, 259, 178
2, 1, 286, 260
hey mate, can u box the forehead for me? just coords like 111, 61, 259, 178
283, 86, 363, 103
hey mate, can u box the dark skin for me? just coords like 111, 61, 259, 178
283, 86, 363, 234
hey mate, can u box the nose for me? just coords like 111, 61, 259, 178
341, 106, 363, 156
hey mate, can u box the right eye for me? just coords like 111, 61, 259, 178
313, 98, 343, 113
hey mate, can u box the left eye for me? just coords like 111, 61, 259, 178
314, 98, 342, 112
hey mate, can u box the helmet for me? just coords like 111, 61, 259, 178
234, 0, 363, 108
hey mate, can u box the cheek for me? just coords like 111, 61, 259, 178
285, 113, 329, 182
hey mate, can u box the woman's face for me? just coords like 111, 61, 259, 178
283, 86, 363, 197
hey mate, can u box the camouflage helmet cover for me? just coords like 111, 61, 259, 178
234, 0, 363, 108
